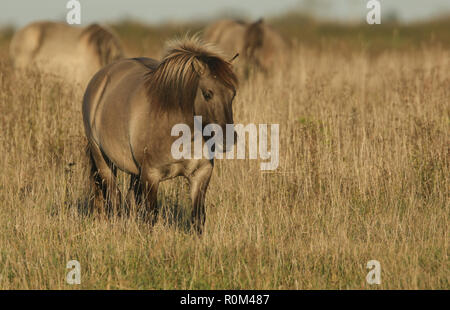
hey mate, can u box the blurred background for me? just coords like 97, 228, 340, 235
2, 0, 450, 26
1, 0, 450, 56
0, 1, 448, 290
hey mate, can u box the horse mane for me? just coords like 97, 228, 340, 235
144, 36, 238, 111
80, 24, 124, 66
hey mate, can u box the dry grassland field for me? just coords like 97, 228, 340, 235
0, 13, 448, 289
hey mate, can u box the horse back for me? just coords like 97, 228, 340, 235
132, 57, 160, 71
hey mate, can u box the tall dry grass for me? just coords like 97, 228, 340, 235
0, 29, 448, 289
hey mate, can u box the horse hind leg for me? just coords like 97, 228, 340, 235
87, 146, 105, 216
87, 142, 122, 217
125, 174, 141, 218
136, 167, 160, 225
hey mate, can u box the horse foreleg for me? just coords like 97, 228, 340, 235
189, 161, 213, 234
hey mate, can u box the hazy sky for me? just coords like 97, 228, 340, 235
1, 0, 449, 27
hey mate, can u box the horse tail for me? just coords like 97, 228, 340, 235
80, 24, 124, 67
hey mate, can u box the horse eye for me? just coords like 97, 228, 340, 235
202, 89, 213, 101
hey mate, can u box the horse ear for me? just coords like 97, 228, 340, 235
229, 53, 239, 63
192, 59, 206, 76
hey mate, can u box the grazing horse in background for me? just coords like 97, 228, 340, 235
10, 21, 124, 89
203, 18, 287, 76
82, 37, 238, 233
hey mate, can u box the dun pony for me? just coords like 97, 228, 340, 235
82, 36, 238, 233
10, 21, 124, 89
203, 19, 288, 76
